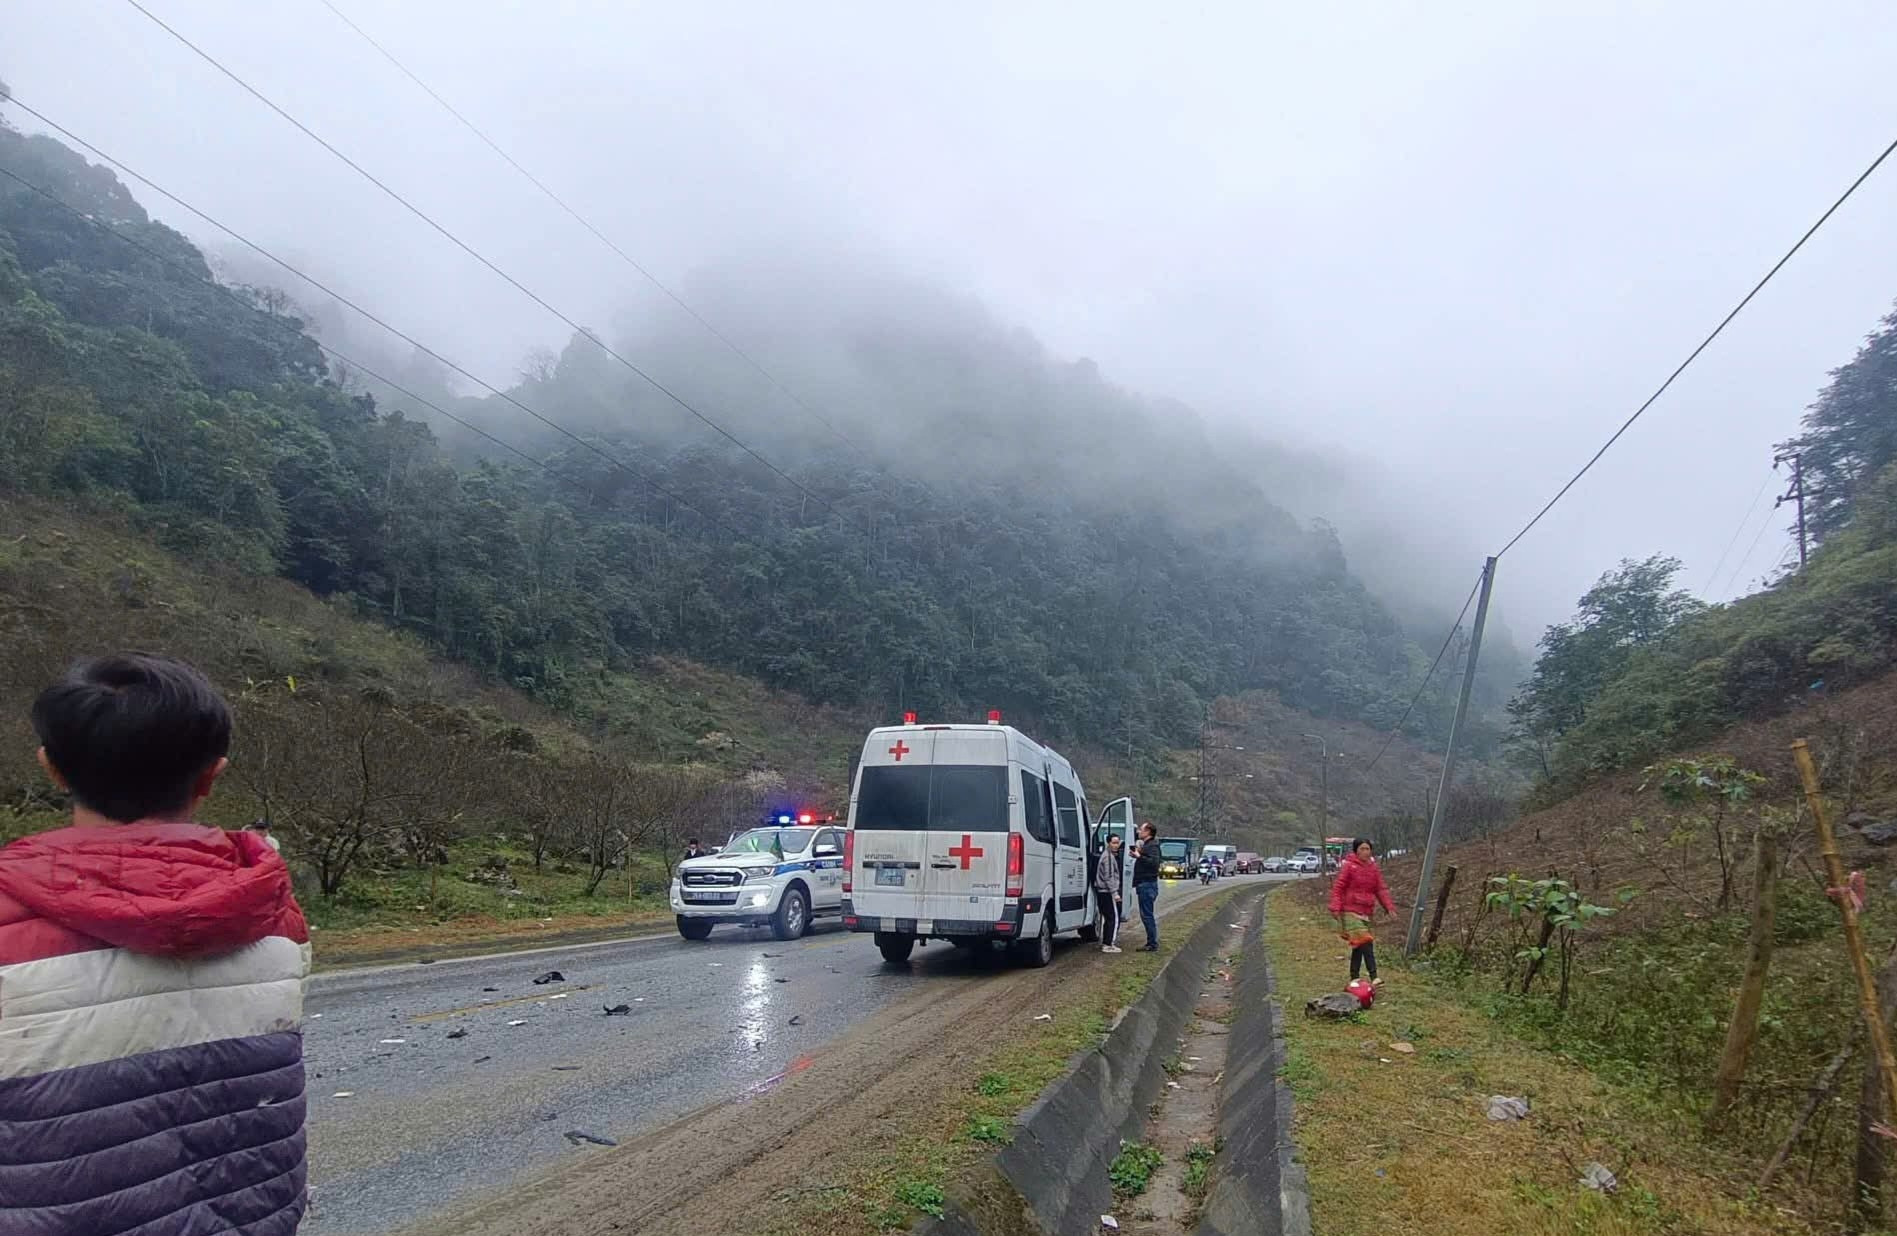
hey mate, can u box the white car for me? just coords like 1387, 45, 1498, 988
671, 824, 846, 940
1286, 853, 1321, 874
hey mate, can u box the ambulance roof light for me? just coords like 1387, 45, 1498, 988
902, 711, 917, 724
987, 710, 1003, 725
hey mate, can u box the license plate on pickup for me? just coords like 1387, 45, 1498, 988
875, 867, 906, 887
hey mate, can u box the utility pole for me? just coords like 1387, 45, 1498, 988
1302, 734, 1329, 873
1197, 707, 1210, 838
1775, 450, 1808, 569
1406, 556, 1498, 957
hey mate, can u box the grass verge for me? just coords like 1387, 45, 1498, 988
759, 887, 1246, 1235
1267, 888, 1814, 1236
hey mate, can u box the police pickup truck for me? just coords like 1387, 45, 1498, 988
671, 815, 846, 941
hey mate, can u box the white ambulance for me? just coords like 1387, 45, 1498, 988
841, 715, 1135, 966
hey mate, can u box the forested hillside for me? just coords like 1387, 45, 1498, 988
1509, 301, 1897, 795
0, 114, 1517, 759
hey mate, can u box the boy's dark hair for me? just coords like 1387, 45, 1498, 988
31, 653, 232, 823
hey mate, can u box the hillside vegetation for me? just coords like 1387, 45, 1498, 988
0, 114, 1518, 767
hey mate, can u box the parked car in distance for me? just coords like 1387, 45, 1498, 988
1232, 851, 1265, 874
1260, 855, 1287, 873
1286, 853, 1320, 874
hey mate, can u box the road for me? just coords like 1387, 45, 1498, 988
302, 874, 1290, 1235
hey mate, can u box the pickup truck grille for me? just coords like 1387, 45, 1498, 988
683, 870, 743, 887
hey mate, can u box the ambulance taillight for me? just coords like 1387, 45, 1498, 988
1005, 832, 1024, 897
842, 829, 855, 894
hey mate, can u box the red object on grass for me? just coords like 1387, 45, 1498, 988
1346, 979, 1376, 1008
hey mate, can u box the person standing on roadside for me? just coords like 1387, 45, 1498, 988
0, 653, 311, 1235
1329, 837, 1398, 984
1094, 832, 1125, 954
1131, 821, 1162, 952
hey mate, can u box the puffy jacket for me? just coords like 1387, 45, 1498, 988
1328, 853, 1396, 919
1093, 846, 1122, 894
0, 822, 311, 1236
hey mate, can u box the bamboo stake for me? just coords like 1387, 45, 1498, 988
1792, 737, 1897, 1121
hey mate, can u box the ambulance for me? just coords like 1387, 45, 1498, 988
840, 712, 1135, 966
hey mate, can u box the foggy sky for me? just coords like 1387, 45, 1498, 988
8, 0, 1897, 639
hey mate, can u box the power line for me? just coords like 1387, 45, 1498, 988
313, 0, 874, 464
1698, 470, 1775, 598
0, 99, 753, 540
1721, 500, 1781, 599
1365, 567, 1485, 772
122, 0, 841, 520
0, 160, 751, 542
1494, 131, 1897, 560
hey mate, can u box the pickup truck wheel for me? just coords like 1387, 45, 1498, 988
676, 917, 714, 941
771, 886, 809, 941
876, 932, 915, 964
1015, 912, 1054, 968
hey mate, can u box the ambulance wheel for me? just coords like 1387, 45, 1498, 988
677, 917, 714, 941
771, 887, 810, 941
1016, 913, 1054, 968
876, 932, 915, 964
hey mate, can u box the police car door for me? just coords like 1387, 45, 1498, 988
812, 827, 845, 907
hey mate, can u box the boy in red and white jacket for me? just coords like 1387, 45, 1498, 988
0, 653, 310, 1235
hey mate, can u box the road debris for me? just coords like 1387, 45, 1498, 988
549, 993, 570, 1000
506, 1019, 528, 1027
1486, 1095, 1530, 1122
788, 1015, 804, 1026
1033, 1013, 1052, 1022
1305, 992, 1363, 1019
483, 986, 499, 993
378, 1038, 406, 1045
604, 1004, 632, 1016
774, 977, 789, 984
564, 1130, 618, 1148
445, 1028, 468, 1039
472, 1056, 492, 1064
553, 1066, 581, 1072
332, 1092, 355, 1098
1100, 1216, 1120, 1232
532, 971, 565, 985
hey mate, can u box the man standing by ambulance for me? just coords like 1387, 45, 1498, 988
1131, 821, 1162, 951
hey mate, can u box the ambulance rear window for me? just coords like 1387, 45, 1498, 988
857, 764, 1009, 831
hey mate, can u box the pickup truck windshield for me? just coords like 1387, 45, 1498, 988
725, 828, 815, 855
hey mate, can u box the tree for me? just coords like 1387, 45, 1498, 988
1779, 303, 1897, 542
1509, 555, 1702, 774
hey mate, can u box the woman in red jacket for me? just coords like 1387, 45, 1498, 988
1328, 837, 1397, 984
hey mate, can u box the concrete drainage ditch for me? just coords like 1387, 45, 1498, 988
920, 886, 1305, 1236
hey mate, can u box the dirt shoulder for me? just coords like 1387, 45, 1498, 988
1268, 891, 1811, 1236
399, 883, 1248, 1236
310, 911, 672, 969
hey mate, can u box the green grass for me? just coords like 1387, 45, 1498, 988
1109, 1142, 1165, 1198
962, 1115, 1011, 1146
1182, 1141, 1219, 1199
1268, 888, 1816, 1236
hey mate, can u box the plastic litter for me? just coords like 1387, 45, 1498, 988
445, 1028, 468, 1039
1033, 1013, 1053, 1022
378, 1038, 405, 1045
1579, 1162, 1618, 1192
532, 971, 565, 985
506, 1019, 528, 1027
1486, 1095, 1530, 1121
1100, 1216, 1120, 1232
331, 1091, 354, 1098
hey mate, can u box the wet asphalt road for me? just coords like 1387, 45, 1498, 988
302, 875, 1288, 1235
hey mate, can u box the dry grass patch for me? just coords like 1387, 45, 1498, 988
1268, 891, 1812, 1236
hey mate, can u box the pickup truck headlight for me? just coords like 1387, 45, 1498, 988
741, 867, 776, 883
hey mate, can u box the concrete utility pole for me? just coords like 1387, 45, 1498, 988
1775, 450, 1808, 569
1406, 556, 1498, 957
1302, 733, 1329, 873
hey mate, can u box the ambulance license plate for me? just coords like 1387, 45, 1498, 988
875, 867, 906, 887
